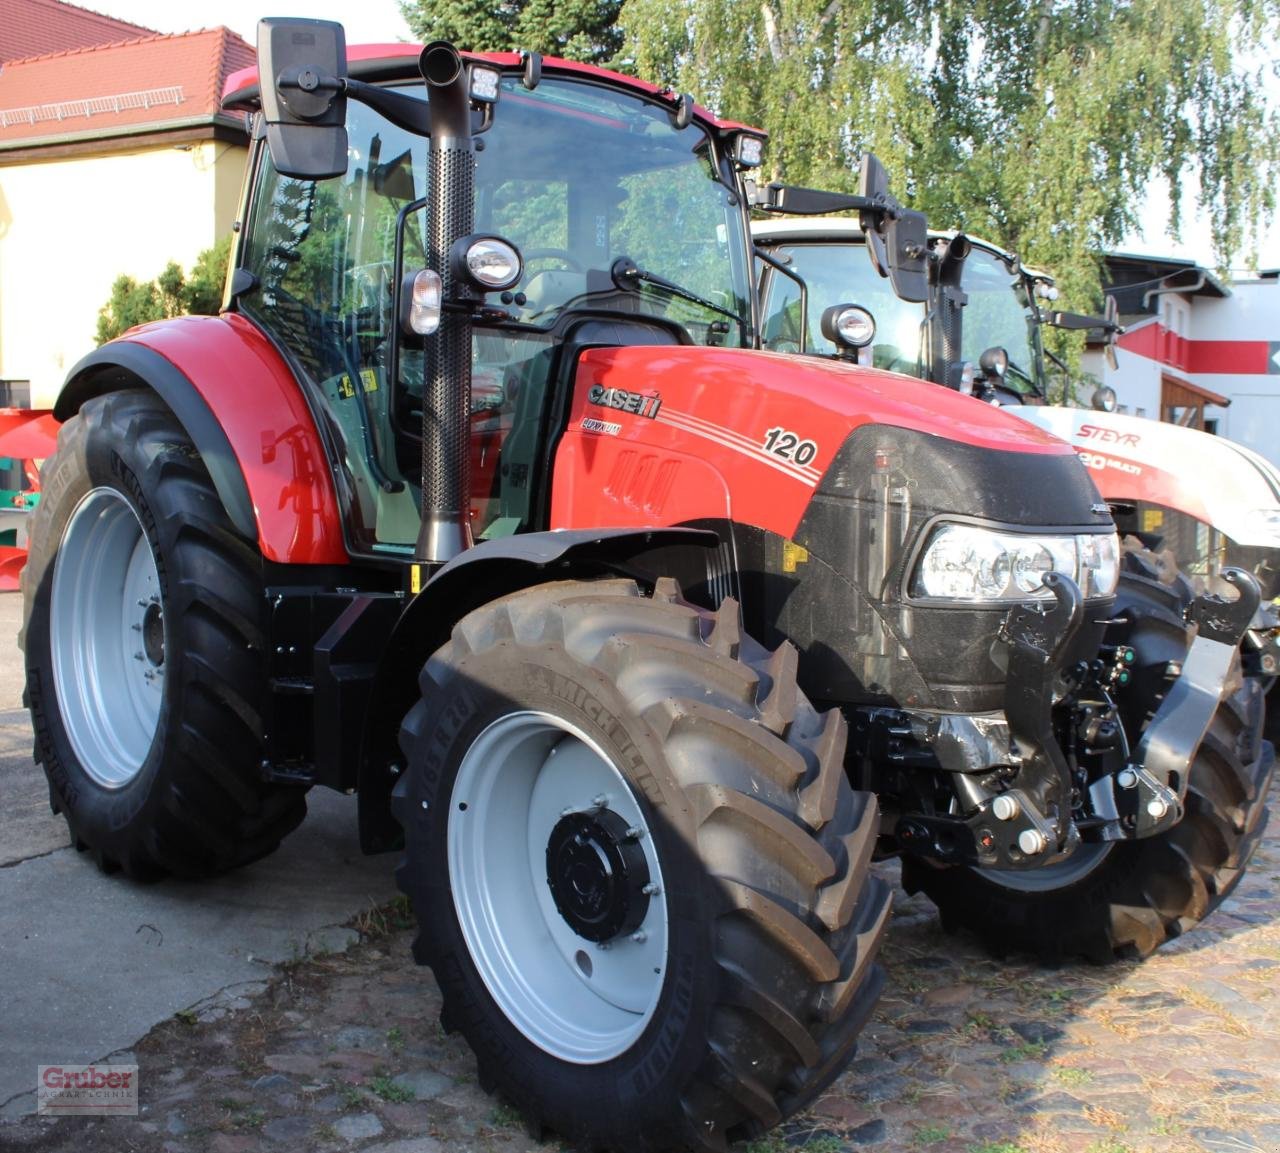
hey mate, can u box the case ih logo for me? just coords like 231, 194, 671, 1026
588, 384, 662, 419
38, 1064, 139, 1116
1078, 424, 1140, 447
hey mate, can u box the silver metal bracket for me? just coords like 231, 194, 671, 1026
1134, 567, 1259, 802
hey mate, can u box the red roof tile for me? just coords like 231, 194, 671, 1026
0, 27, 255, 147
0, 0, 155, 63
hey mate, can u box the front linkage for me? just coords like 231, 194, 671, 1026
857, 567, 1260, 872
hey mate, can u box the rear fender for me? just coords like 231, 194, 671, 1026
356, 526, 719, 853
56, 315, 347, 565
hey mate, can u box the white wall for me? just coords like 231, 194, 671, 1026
1083, 316, 1163, 417
0, 140, 248, 408
1085, 280, 1280, 469
1192, 279, 1280, 464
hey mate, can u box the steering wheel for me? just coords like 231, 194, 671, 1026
522, 248, 584, 275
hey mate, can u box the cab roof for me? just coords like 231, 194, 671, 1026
222, 42, 762, 137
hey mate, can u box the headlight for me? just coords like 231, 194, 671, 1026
400, 269, 442, 336
913, 524, 1120, 601
820, 304, 876, 349
449, 234, 523, 292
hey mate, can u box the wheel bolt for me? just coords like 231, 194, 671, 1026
625, 826, 645, 840
642, 882, 661, 896
631, 930, 647, 943
591, 794, 608, 810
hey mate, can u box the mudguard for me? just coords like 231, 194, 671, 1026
56, 314, 348, 565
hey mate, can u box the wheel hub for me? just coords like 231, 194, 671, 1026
141, 600, 165, 667
546, 810, 650, 942
447, 711, 669, 1063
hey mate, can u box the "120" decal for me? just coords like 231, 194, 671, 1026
763, 427, 818, 466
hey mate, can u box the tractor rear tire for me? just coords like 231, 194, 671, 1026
393, 578, 889, 1153
20, 390, 306, 878
902, 569, 1273, 963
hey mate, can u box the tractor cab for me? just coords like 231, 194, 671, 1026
226, 40, 756, 558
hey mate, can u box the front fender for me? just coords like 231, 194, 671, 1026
57, 315, 347, 565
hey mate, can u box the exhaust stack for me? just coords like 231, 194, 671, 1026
415, 41, 475, 564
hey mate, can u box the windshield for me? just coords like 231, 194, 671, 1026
238, 73, 751, 554
959, 247, 1041, 396
481, 79, 750, 340
759, 240, 926, 375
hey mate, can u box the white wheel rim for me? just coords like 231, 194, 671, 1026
448, 711, 668, 1064
50, 487, 165, 788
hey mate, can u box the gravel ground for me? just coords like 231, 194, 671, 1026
2, 780, 1277, 1153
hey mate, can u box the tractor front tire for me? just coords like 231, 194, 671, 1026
393, 578, 889, 1153
903, 569, 1273, 963
21, 390, 306, 878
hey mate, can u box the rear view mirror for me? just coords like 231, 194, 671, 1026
883, 209, 928, 303
258, 18, 348, 179
857, 154, 927, 304
1104, 296, 1121, 372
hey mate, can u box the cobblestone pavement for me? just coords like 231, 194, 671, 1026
2, 779, 1277, 1153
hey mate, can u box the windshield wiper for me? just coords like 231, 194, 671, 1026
611, 258, 749, 344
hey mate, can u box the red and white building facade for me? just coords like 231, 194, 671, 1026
1082, 254, 1280, 468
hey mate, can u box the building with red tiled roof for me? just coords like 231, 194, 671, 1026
0, 0, 155, 63
0, 27, 254, 152
0, 4, 254, 404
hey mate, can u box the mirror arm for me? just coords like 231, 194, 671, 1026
755, 182, 900, 220
343, 78, 434, 135
1047, 309, 1125, 336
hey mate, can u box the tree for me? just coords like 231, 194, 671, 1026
399, 0, 623, 63
616, 0, 1280, 313
95, 236, 233, 345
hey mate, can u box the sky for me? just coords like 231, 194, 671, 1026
87, 0, 414, 50
86, 1, 1279, 276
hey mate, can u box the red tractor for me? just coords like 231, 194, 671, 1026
19, 20, 1259, 1151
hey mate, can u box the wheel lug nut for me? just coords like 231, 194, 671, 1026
631, 930, 647, 943
133, 651, 145, 662
591, 794, 608, 810
642, 882, 661, 895
625, 826, 645, 840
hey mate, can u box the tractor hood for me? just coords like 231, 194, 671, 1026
1009, 405, 1280, 549
555, 346, 1084, 543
